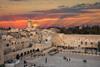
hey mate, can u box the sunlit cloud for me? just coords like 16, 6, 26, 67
0, 2, 100, 28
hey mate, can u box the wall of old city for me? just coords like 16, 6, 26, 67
52, 34, 100, 49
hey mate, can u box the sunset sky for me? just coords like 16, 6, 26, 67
0, 0, 100, 28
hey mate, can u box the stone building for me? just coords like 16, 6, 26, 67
0, 28, 55, 65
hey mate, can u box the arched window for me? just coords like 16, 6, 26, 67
30, 50, 32, 53
78, 45, 80, 47
85, 42, 87, 45
45, 39, 48, 42
28, 43, 33, 47
33, 49, 35, 52
20, 53, 23, 57
90, 42, 93, 45
27, 51, 30, 54
16, 54, 20, 59
6, 43, 9, 47
24, 52, 27, 55
36, 48, 40, 52
81, 41, 83, 44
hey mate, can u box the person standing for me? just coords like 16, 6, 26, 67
45, 57, 47, 63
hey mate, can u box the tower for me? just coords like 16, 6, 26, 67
27, 19, 39, 29
27, 19, 33, 28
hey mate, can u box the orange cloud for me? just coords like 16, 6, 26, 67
0, 9, 100, 28
0, 20, 27, 28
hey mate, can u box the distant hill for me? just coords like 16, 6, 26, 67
55, 25, 100, 35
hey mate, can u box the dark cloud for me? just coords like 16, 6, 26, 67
0, 17, 13, 21
58, 5, 66, 8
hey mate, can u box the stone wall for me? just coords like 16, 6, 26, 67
53, 34, 100, 49
0, 40, 4, 65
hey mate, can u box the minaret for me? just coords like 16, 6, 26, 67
27, 19, 39, 29
27, 19, 33, 28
